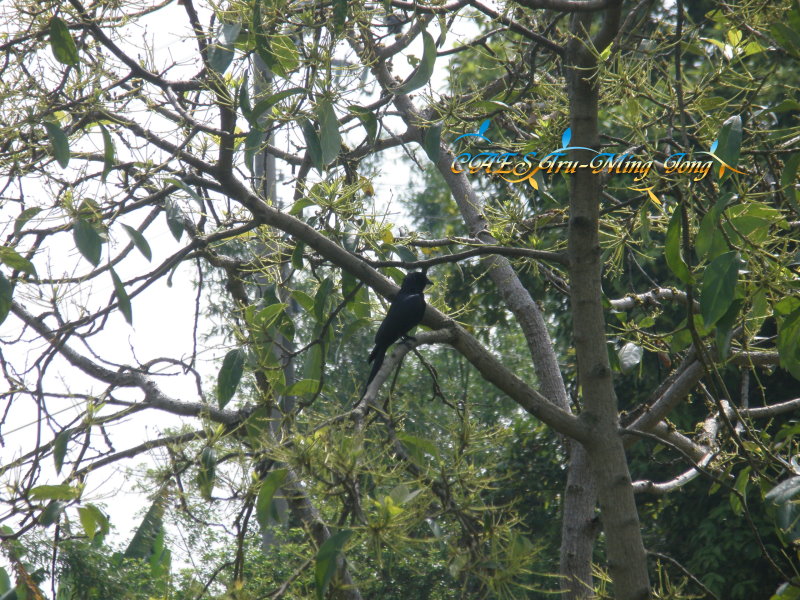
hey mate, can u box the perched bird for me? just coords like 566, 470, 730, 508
365, 272, 432, 391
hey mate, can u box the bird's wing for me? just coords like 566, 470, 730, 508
373, 292, 425, 348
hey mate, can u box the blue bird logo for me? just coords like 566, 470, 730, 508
453, 119, 492, 143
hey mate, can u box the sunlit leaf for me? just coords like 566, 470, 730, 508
395, 30, 436, 94
0, 246, 37, 278
423, 122, 442, 162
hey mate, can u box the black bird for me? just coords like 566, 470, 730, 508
365, 272, 432, 390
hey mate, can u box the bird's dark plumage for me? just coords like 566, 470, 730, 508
365, 272, 432, 391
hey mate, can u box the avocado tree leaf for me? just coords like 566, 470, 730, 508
44, 121, 70, 168
256, 468, 288, 528
0, 272, 11, 326
395, 30, 436, 94
0, 247, 37, 278
110, 268, 132, 325
318, 100, 341, 167
121, 224, 152, 262
315, 530, 353, 600
73, 219, 103, 266
99, 124, 115, 182
700, 251, 739, 328
217, 348, 245, 408
53, 430, 69, 475
423, 122, 442, 163
300, 118, 324, 172
664, 208, 692, 285
49, 17, 79, 66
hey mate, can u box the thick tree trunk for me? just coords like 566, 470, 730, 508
565, 9, 651, 600
560, 442, 598, 600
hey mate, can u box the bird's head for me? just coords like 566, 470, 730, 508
400, 271, 432, 293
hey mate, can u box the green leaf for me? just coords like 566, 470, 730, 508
121, 224, 152, 261
270, 34, 299, 75
300, 119, 323, 171
110, 268, 132, 325
304, 344, 324, 381
30, 484, 80, 501
0, 246, 37, 278
331, 0, 347, 34
777, 304, 800, 380
285, 379, 319, 396
53, 430, 69, 475
618, 342, 643, 373
0, 567, 10, 594
239, 73, 252, 123
124, 495, 165, 559
250, 87, 306, 124
664, 207, 692, 284
244, 128, 263, 174
0, 272, 11, 326
730, 466, 750, 516
164, 199, 184, 241
700, 251, 739, 328
99, 124, 114, 182
715, 298, 743, 361
256, 468, 287, 528
291, 240, 305, 269
164, 177, 204, 208
292, 289, 315, 313
73, 218, 103, 266
49, 17, 79, 66
314, 278, 334, 320
217, 348, 245, 408
423, 122, 442, 163
208, 22, 240, 74
13, 207, 42, 237
197, 447, 216, 501
715, 115, 742, 170
395, 30, 436, 94
78, 505, 98, 541
695, 195, 731, 260
348, 105, 377, 145
44, 120, 70, 168
39, 500, 64, 526
771, 23, 800, 57
782, 153, 800, 215
318, 100, 341, 168
315, 530, 353, 600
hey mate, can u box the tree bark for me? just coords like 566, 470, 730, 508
565, 7, 651, 600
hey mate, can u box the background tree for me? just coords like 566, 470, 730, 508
1, 0, 799, 599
